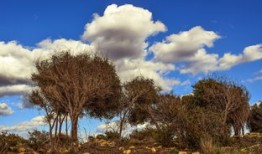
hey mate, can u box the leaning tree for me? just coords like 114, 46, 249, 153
193, 77, 250, 136
114, 76, 160, 139
31, 52, 121, 147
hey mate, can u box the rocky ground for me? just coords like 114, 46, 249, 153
2, 132, 262, 154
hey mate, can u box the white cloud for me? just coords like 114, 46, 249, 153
0, 4, 261, 99
34, 39, 95, 58
150, 26, 262, 74
82, 4, 166, 60
0, 84, 33, 97
150, 26, 220, 63
115, 59, 178, 90
0, 116, 46, 132
218, 44, 262, 70
0, 39, 94, 97
0, 103, 14, 115
0, 41, 34, 86
242, 44, 262, 61
178, 48, 219, 74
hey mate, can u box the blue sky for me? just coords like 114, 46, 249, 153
0, 0, 261, 136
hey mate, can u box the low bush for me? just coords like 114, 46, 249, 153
27, 130, 49, 151
0, 131, 28, 153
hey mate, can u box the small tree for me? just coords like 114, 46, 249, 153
116, 76, 160, 139
28, 90, 61, 151
247, 102, 262, 133
125, 77, 161, 130
31, 52, 121, 150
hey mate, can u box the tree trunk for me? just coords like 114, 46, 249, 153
57, 115, 65, 145
119, 110, 128, 139
66, 115, 68, 137
119, 118, 124, 139
49, 123, 54, 152
70, 115, 79, 153
147, 107, 161, 131
71, 117, 78, 142
54, 116, 58, 140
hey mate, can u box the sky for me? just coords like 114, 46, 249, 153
0, 0, 262, 137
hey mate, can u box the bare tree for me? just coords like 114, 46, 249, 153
31, 52, 121, 150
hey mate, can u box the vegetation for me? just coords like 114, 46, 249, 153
1, 51, 260, 153
30, 52, 121, 152
247, 101, 262, 133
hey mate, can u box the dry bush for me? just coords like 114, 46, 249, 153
27, 130, 49, 151
200, 135, 216, 154
105, 131, 120, 141
0, 132, 28, 153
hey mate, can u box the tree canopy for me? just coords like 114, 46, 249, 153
30, 52, 121, 150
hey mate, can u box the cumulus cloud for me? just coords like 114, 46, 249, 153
0, 39, 95, 98
150, 26, 222, 74
115, 59, 179, 90
0, 103, 14, 115
1, 4, 261, 98
178, 48, 219, 74
218, 44, 262, 70
0, 41, 34, 86
0, 84, 33, 97
0, 116, 46, 132
34, 39, 95, 58
150, 26, 262, 74
150, 26, 220, 63
82, 4, 166, 60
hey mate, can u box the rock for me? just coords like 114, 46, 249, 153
18, 147, 26, 152
151, 147, 156, 153
119, 147, 125, 151
123, 149, 132, 154
93, 139, 115, 147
